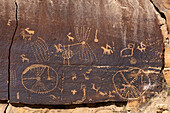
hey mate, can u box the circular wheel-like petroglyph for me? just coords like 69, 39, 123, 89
112, 67, 150, 100
21, 64, 58, 94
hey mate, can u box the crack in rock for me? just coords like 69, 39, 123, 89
150, 0, 168, 73
5, 1, 18, 113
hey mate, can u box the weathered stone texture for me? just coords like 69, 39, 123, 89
0, 0, 16, 100
8, 0, 164, 105
154, 0, 170, 86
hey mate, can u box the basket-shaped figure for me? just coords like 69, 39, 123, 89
120, 43, 137, 64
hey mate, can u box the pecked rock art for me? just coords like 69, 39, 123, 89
112, 67, 150, 100
9, 0, 163, 105
21, 64, 58, 94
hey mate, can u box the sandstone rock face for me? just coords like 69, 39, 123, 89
0, 0, 164, 105
0, 0, 16, 100
153, 0, 170, 86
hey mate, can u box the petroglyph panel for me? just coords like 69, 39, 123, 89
10, 0, 163, 105
0, 0, 16, 100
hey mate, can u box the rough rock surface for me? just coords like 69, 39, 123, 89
154, 0, 170, 86
0, 104, 7, 112
0, 0, 169, 112
8, 0, 163, 105
0, 0, 16, 100
3, 91, 170, 113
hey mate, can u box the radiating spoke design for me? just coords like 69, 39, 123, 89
112, 67, 150, 100
22, 64, 58, 94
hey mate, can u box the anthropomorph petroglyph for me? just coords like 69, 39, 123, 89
71, 89, 77, 95
137, 42, 146, 52
62, 45, 74, 65
54, 44, 63, 53
54, 44, 74, 65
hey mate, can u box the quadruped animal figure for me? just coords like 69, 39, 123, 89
101, 44, 113, 55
